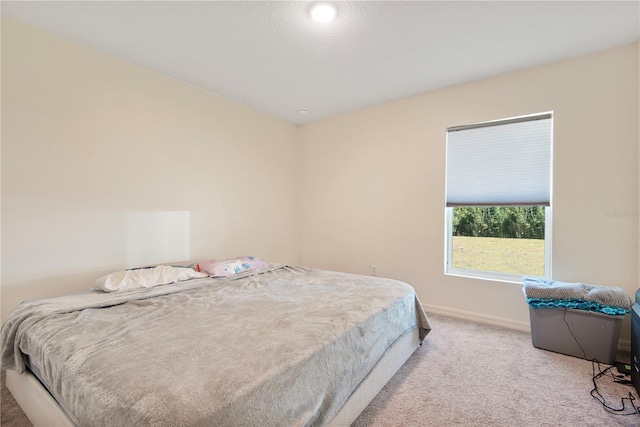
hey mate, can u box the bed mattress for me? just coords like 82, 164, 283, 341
2, 265, 431, 426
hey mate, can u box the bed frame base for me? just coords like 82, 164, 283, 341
6, 368, 75, 426
328, 327, 420, 426
6, 327, 420, 427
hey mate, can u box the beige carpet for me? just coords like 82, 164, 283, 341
2, 313, 639, 426
352, 314, 639, 427
0, 370, 30, 427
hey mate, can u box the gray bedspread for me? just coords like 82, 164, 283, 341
1, 265, 431, 427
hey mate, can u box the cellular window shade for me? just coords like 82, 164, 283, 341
446, 115, 552, 207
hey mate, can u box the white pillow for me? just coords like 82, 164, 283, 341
95, 265, 207, 292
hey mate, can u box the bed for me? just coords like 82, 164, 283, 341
2, 264, 431, 426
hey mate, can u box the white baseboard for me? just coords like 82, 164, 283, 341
423, 303, 631, 353
618, 339, 631, 352
423, 303, 531, 332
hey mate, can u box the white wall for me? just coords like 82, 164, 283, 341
1, 19, 299, 321
298, 43, 639, 337
2, 18, 639, 342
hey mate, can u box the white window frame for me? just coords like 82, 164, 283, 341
444, 112, 553, 283
444, 206, 552, 283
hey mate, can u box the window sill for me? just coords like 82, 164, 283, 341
445, 268, 531, 285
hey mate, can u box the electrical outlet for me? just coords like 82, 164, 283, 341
371, 265, 377, 276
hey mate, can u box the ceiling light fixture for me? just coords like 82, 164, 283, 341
310, 3, 336, 23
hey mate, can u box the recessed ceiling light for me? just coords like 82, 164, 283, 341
298, 109, 309, 115
310, 3, 336, 23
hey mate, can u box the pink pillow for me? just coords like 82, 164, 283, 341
192, 256, 269, 277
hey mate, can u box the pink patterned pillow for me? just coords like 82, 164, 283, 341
192, 256, 269, 277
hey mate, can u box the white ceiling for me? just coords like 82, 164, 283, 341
2, 1, 639, 124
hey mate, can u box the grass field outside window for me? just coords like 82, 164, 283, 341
451, 235, 545, 277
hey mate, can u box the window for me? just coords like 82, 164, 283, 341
444, 113, 553, 282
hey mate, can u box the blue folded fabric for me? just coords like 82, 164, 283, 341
526, 298, 628, 316
522, 276, 632, 309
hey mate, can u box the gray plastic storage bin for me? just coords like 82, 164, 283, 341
529, 307, 624, 364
